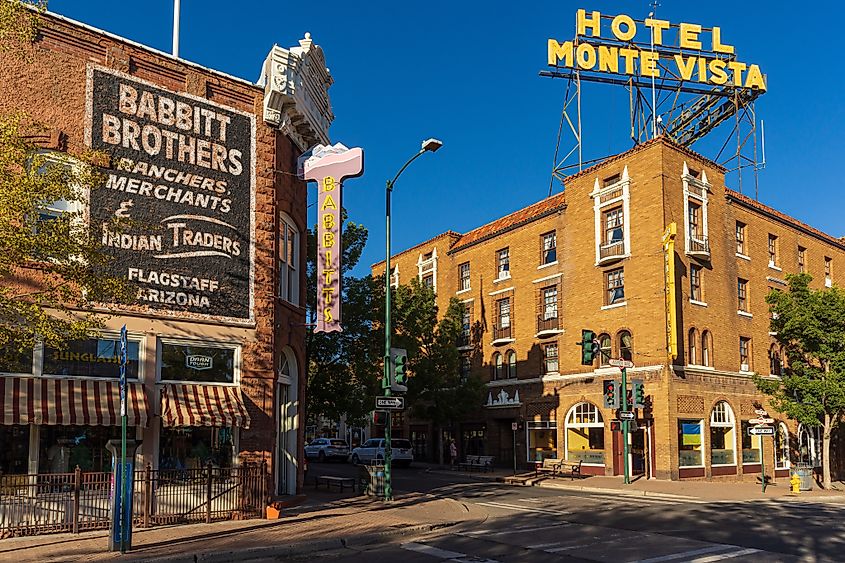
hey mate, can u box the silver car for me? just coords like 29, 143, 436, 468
304, 438, 350, 462
350, 438, 413, 467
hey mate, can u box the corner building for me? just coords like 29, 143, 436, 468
0, 11, 334, 496
376, 137, 845, 481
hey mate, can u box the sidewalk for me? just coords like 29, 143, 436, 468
0, 492, 485, 563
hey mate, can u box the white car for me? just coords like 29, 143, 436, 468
350, 438, 413, 467
304, 438, 350, 462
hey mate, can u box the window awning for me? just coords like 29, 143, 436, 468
0, 376, 150, 427
160, 384, 250, 429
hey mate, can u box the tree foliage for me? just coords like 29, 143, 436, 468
754, 273, 845, 488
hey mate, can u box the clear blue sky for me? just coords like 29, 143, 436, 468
51, 0, 845, 276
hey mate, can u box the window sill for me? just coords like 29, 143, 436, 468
537, 261, 558, 270
456, 345, 474, 352
825, 279, 833, 288
601, 302, 627, 310
535, 329, 564, 338
595, 253, 630, 267
768, 263, 782, 272
493, 275, 512, 284
689, 299, 708, 307
737, 310, 753, 318
736, 253, 751, 261
686, 364, 714, 370
491, 338, 516, 346
679, 465, 706, 470
711, 463, 738, 468
456, 288, 472, 295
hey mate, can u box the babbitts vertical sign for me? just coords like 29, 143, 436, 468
85, 66, 255, 323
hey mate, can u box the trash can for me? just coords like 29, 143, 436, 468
358, 464, 386, 498
793, 463, 813, 491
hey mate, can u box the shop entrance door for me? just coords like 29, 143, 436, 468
631, 426, 646, 476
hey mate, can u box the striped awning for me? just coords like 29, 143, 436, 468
0, 376, 150, 427
160, 384, 250, 429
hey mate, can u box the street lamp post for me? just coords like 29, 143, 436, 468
383, 138, 442, 502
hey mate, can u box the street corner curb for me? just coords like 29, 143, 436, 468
535, 480, 699, 501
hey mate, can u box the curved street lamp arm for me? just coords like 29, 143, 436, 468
387, 149, 426, 191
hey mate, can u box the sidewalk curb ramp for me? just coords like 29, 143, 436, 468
133, 521, 461, 563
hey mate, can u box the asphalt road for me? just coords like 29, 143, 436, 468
296, 461, 844, 562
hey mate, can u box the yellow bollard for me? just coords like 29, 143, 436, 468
790, 473, 801, 494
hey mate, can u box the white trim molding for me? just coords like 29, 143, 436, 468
682, 161, 712, 259
591, 166, 631, 266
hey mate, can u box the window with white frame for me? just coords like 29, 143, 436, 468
825, 257, 832, 287
418, 248, 438, 291
278, 215, 299, 305
496, 248, 510, 279
598, 333, 611, 366
798, 424, 822, 467
682, 162, 710, 256
702, 330, 712, 367
459, 354, 471, 381
678, 419, 704, 467
492, 352, 503, 380
497, 297, 511, 328
541, 232, 557, 265
690, 264, 703, 302
798, 246, 806, 273
775, 423, 790, 470
542, 342, 559, 374
459, 262, 470, 291
768, 234, 779, 268
565, 402, 605, 464
741, 420, 761, 463
527, 420, 557, 462
735, 221, 747, 255
737, 278, 749, 312
769, 344, 783, 376
688, 328, 698, 365
606, 268, 625, 305
390, 266, 399, 289
542, 286, 558, 320
506, 350, 517, 379
740, 337, 751, 372
591, 167, 631, 265
618, 330, 633, 362
710, 401, 736, 465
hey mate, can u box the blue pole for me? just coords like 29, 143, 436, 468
119, 325, 128, 553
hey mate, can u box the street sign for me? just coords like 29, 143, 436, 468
376, 396, 405, 410
511, 422, 518, 431
748, 426, 775, 436
754, 408, 769, 416
619, 411, 635, 420
609, 359, 635, 369
749, 417, 775, 425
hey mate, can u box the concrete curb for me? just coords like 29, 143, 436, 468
130, 521, 460, 563
425, 469, 506, 483
535, 480, 700, 501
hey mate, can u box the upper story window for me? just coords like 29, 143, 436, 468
279, 214, 300, 306
506, 350, 517, 379
798, 246, 806, 273
618, 330, 633, 362
541, 232, 557, 265
493, 352, 503, 380
538, 285, 559, 333
496, 248, 510, 280
461, 308, 471, 339
542, 342, 559, 374
591, 167, 630, 265
390, 266, 399, 289
422, 274, 434, 288
737, 278, 749, 312
418, 248, 438, 292
735, 221, 747, 256
497, 297, 511, 328
769, 344, 783, 376
542, 286, 558, 320
688, 328, 699, 365
683, 162, 710, 258
690, 264, 703, 302
605, 268, 625, 305
458, 262, 470, 291
598, 334, 611, 366
460, 354, 471, 381
739, 337, 751, 372
701, 330, 712, 367
768, 234, 779, 268
825, 257, 833, 287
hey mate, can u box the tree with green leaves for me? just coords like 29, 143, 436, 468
754, 273, 845, 489
390, 278, 485, 464
0, 0, 133, 365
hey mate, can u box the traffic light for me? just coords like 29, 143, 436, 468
579, 329, 597, 365
632, 379, 645, 409
390, 347, 408, 393
373, 411, 387, 425
602, 379, 620, 409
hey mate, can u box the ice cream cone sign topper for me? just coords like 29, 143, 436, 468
302, 143, 364, 333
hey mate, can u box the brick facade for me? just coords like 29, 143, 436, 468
376, 138, 845, 481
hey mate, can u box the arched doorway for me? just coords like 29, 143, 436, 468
276, 347, 299, 496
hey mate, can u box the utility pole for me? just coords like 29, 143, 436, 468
621, 366, 630, 485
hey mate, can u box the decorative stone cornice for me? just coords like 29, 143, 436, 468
260, 33, 334, 150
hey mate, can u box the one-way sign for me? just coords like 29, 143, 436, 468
619, 411, 635, 420
376, 396, 405, 410
748, 426, 774, 436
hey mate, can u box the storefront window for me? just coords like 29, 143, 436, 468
43, 338, 140, 379
160, 342, 236, 384
710, 402, 736, 465
565, 402, 604, 464
159, 425, 234, 470
38, 425, 119, 473
775, 423, 790, 470
678, 419, 703, 467
0, 426, 30, 475
741, 421, 761, 463
527, 421, 556, 462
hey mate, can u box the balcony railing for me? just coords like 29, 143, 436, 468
537, 315, 559, 333
599, 240, 625, 261
456, 334, 471, 348
493, 325, 512, 341
688, 236, 710, 255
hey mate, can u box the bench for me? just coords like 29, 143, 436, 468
459, 455, 494, 472
557, 460, 582, 480
315, 475, 356, 492
535, 458, 562, 477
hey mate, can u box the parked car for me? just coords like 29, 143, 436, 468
350, 438, 413, 467
304, 438, 350, 462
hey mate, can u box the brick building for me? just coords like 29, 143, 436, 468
0, 10, 334, 495
375, 137, 845, 481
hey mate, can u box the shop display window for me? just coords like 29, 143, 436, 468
38, 425, 120, 473
678, 419, 703, 466
0, 425, 30, 475
741, 421, 761, 463
527, 421, 557, 462
565, 402, 605, 464
0, 345, 34, 375
43, 338, 140, 379
160, 342, 236, 384
159, 425, 234, 470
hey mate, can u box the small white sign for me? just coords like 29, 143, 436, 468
749, 426, 775, 436
511, 422, 518, 431
754, 408, 769, 416
749, 418, 775, 425
185, 355, 213, 371
608, 359, 635, 369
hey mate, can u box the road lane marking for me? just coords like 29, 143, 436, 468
633, 546, 738, 562
525, 541, 568, 549
475, 501, 572, 515
462, 522, 571, 537
401, 542, 467, 559
687, 548, 761, 562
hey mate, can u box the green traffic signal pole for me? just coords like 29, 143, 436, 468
621, 366, 630, 485
383, 141, 441, 502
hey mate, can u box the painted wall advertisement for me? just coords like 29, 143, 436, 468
85, 66, 255, 322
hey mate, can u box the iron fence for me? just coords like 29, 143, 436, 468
0, 462, 266, 538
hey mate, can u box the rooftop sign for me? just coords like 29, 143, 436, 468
548, 9, 766, 91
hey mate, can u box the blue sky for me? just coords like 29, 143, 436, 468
52, 1, 844, 276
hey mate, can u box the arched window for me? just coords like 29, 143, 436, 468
769, 344, 782, 376
701, 330, 712, 367
598, 334, 611, 366
506, 350, 517, 379
279, 213, 300, 305
618, 331, 633, 362
798, 424, 821, 467
710, 401, 736, 465
775, 423, 790, 470
493, 353, 503, 381
688, 328, 699, 365
565, 402, 605, 465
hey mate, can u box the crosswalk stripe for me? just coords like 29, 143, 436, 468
462, 522, 571, 537
633, 546, 737, 563
687, 548, 761, 562
475, 501, 572, 515
401, 542, 466, 559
